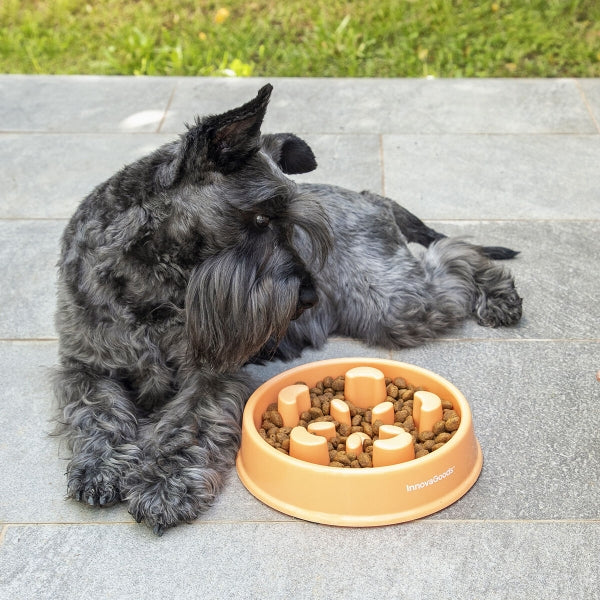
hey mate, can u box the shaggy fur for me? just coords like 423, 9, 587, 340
53, 84, 522, 534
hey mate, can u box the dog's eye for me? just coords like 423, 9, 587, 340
253, 214, 270, 229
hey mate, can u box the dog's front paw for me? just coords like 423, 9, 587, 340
475, 286, 523, 328
67, 459, 122, 507
125, 454, 222, 535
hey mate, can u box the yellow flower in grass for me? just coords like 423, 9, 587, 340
214, 8, 230, 24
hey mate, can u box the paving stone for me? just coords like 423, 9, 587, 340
0, 75, 175, 133
0, 133, 175, 219
0, 131, 380, 219
2, 76, 594, 135
0, 220, 63, 339
1, 521, 598, 600
0, 341, 127, 524
424, 220, 600, 341
6, 337, 596, 525
290, 134, 382, 193
4, 217, 593, 342
389, 340, 600, 520
164, 77, 596, 134
382, 134, 600, 219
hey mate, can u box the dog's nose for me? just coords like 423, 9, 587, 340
298, 285, 318, 310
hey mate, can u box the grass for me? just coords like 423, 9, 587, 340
1, 0, 600, 77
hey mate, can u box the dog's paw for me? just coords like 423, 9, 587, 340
125, 456, 222, 535
475, 287, 523, 328
67, 460, 122, 507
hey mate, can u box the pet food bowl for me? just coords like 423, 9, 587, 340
236, 358, 482, 526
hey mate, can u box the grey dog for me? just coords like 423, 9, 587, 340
54, 84, 522, 534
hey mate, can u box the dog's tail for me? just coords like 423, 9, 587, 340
370, 194, 520, 261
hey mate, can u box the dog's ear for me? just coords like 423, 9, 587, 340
261, 133, 318, 174
203, 84, 273, 173
156, 84, 273, 187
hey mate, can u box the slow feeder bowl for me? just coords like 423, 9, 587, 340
236, 358, 482, 526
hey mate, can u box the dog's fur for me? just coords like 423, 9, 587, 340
54, 84, 522, 534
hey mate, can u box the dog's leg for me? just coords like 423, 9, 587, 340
124, 371, 249, 535
317, 237, 522, 348
379, 238, 522, 344
422, 238, 522, 327
460, 243, 524, 327
53, 359, 140, 507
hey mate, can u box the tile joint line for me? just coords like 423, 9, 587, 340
378, 133, 385, 196
156, 82, 178, 134
575, 79, 600, 134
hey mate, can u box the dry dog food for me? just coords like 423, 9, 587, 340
258, 374, 460, 467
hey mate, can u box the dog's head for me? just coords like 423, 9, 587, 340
137, 85, 332, 372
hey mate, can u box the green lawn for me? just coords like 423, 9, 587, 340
2, 0, 599, 77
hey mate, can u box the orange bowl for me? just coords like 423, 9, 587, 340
236, 358, 482, 526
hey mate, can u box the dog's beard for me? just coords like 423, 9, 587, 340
185, 248, 302, 373
185, 192, 332, 373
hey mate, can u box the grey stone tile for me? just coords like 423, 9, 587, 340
0, 338, 270, 526
291, 134, 382, 194
164, 77, 595, 134
0, 131, 379, 219
0, 339, 383, 524
382, 134, 600, 219
578, 79, 600, 132
1, 75, 595, 135
1, 521, 598, 600
220, 340, 600, 523
389, 340, 600, 520
404, 77, 595, 134
0, 220, 63, 339
3, 338, 598, 525
2, 214, 595, 362
0, 341, 128, 524
429, 220, 600, 340
0, 75, 175, 132
0, 133, 176, 219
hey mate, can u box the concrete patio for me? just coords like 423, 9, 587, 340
0, 75, 599, 599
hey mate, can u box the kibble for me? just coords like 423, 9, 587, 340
332, 376, 345, 391
432, 420, 446, 435
358, 452, 372, 467
417, 430, 435, 442
395, 409, 409, 423
308, 406, 323, 419
435, 432, 452, 444
386, 383, 399, 399
260, 373, 461, 468
445, 415, 461, 432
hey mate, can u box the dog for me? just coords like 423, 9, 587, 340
53, 84, 522, 534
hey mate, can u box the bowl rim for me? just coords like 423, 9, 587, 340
243, 357, 472, 474
237, 357, 483, 525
